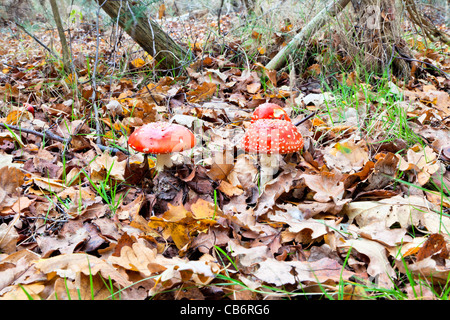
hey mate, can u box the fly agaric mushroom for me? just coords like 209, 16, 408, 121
128, 121, 196, 172
241, 119, 303, 186
251, 103, 291, 123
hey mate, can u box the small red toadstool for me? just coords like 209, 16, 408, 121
23, 103, 35, 116
128, 121, 196, 172
251, 103, 291, 123
241, 119, 303, 186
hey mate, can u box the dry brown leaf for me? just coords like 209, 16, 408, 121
397, 144, 440, 185
345, 195, 450, 234
217, 180, 244, 197
0, 166, 25, 211
89, 150, 127, 182
416, 233, 449, 261
395, 256, 450, 283
190, 198, 218, 219
246, 82, 261, 94
0, 283, 45, 300
364, 152, 398, 191
323, 138, 370, 173
273, 216, 337, 244
302, 171, 345, 204
0, 215, 19, 254
187, 82, 217, 103
253, 257, 354, 286
34, 253, 132, 288
148, 202, 218, 251
116, 193, 144, 221
227, 154, 258, 190
254, 166, 303, 216
36, 228, 89, 258
339, 238, 396, 280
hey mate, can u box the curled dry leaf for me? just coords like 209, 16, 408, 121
364, 152, 398, 191
338, 237, 397, 280
345, 195, 450, 234
254, 168, 302, 217
253, 257, 354, 286
148, 201, 220, 251
108, 241, 219, 285
0, 215, 20, 254
0, 166, 25, 211
397, 144, 441, 186
323, 138, 370, 173
415, 233, 449, 261
89, 150, 127, 182
301, 171, 346, 204
36, 228, 90, 258
395, 256, 450, 283
34, 253, 132, 288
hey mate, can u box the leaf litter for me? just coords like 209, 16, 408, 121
0, 7, 449, 301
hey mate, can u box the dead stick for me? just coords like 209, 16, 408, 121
293, 111, 317, 126
0, 123, 66, 143
14, 22, 59, 59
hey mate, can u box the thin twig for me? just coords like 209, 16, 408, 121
293, 111, 317, 126
0, 122, 129, 155
14, 21, 59, 59
0, 123, 66, 143
217, 0, 225, 35
394, 48, 450, 79
90, 0, 105, 146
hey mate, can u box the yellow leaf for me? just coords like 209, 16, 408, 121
190, 198, 218, 220
131, 57, 146, 69
162, 204, 191, 222
6, 109, 33, 125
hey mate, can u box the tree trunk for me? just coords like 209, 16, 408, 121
265, 0, 351, 70
96, 0, 192, 73
347, 0, 411, 79
49, 0, 71, 73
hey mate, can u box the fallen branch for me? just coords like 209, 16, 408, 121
404, 0, 450, 46
0, 123, 129, 155
293, 111, 317, 127
265, 0, 351, 70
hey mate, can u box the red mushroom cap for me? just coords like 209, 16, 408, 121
128, 122, 196, 154
24, 103, 35, 116
251, 103, 291, 123
241, 119, 304, 154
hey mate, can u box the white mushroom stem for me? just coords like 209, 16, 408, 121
259, 153, 281, 187
155, 153, 173, 172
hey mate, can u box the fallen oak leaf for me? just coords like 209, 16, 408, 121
397, 144, 440, 186
301, 171, 346, 204
148, 202, 219, 251
395, 255, 450, 283
253, 257, 354, 286
323, 138, 370, 173
254, 165, 303, 217
338, 237, 397, 280
186, 82, 217, 103
416, 233, 449, 262
0, 214, 20, 254
0, 166, 25, 211
34, 253, 132, 288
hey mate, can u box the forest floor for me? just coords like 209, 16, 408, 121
0, 5, 449, 300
